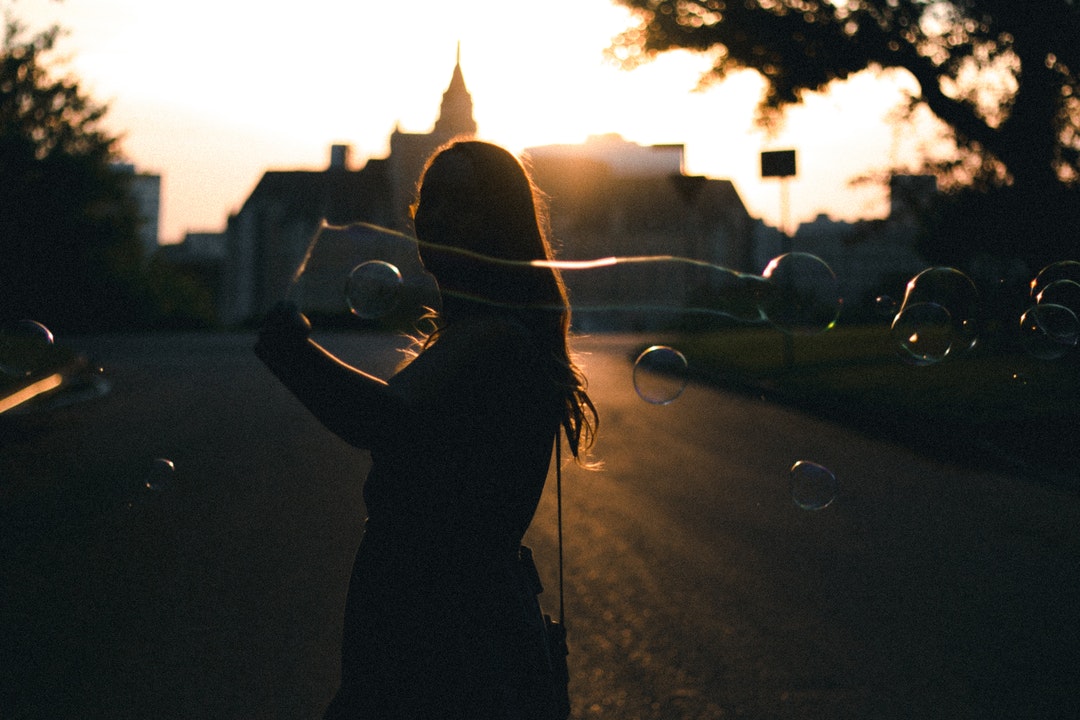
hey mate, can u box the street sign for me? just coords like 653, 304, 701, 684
761, 149, 797, 178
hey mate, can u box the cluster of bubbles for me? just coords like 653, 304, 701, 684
0, 321, 171, 514
0, 318, 113, 418
290, 224, 851, 509
294, 225, 844, 338
888, 266, 980, 366
290, 222, 1079, 512
1020, 260, 1080, 360
880, 260, 1080, 366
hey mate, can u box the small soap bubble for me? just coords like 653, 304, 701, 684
632, 345, 689, 405
1019, 303, 1079, 360
758, 253, 842, 336
0, 320, 56, 377
144, 458, 176, 492
890, 302, 953, 366
789, 461, 839, 511
345, 260, 404, 320
874, 294, 898, 319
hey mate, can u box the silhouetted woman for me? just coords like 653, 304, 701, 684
255, 140, 597, 719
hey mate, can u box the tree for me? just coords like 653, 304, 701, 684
0, 14, 151, 332
609, 0, 1080, 265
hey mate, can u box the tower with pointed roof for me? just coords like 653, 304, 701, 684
387, 47, 478, 230
433, 43, 477, 139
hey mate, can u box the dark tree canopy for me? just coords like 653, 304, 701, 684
0, 17, 150, 332
610, 0, 1080, 265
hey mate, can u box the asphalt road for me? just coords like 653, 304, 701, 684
2, 332, 1078, 719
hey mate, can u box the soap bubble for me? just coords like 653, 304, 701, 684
891, 302, 954, 366
874, 294, 898, 319
632, 345, 689, 405
144, 458, 176, 492
1034, 279, 1080, 316
346, 260, 404, 319
1030, 260, 1080, 303
758, 253, 842, 335
284, 222, 441, 376
288, 221, 440, 327
1019, 303, 1079, 360
0, 320, 56, 378
789, 461, 839, 510
13, 319, 53, 345
891, 267, 979, 364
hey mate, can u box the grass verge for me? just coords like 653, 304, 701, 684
673, 325, 1079, 489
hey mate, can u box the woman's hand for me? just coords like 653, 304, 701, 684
254, 301, 311, 365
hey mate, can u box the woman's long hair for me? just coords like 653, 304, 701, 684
411, 140, 597, 460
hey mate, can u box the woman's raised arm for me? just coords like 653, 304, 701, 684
254, 303, 406, 449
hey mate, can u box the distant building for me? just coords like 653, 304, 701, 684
219, 55, 477, 325
785, 176, 935, 318
155, 231, 228, 315
526, 133, 685, 177
524, 135, 756, 330
386, 48, 478, 231
217, 78, 758, 328
113, 162, 162, 261
889, 174, 937, 222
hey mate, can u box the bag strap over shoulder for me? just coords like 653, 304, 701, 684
555, 434, 565, 626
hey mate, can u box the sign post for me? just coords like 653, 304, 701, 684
761, 149, 797, 368
760, 149, 797, 239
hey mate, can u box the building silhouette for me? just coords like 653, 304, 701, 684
212, 55, 760, 328
524, 134, 756, 330
112, 162, 161, 262
219, 53, 478, 325
204, 54, 925, 329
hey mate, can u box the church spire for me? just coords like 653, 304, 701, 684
433, 43, 477, 138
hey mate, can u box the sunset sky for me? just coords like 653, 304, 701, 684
13, 0, 944, 247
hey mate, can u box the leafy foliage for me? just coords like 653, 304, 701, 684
0, 17, 152, 331
610, 1, 1079, 187
609, 0, 1080, 265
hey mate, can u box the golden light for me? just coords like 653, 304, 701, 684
0, 373, 64, 415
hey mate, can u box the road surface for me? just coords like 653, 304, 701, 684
2, 332, 1077, 719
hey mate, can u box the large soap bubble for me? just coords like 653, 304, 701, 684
287, 222, 441, 376
891, 267, 979, 365
346, 260, 405, 320
1019, 303, 1079, 360
1030, 262, 1080, 328
632, 345, 689, 405
758, 252, 842, 336
789, 460, 839, 510
289, 222, 440, 326
0, 320, 56, 378
890, 302, 954, 366
1034, 279, 1080, 316
1030, 260, 1080, 305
